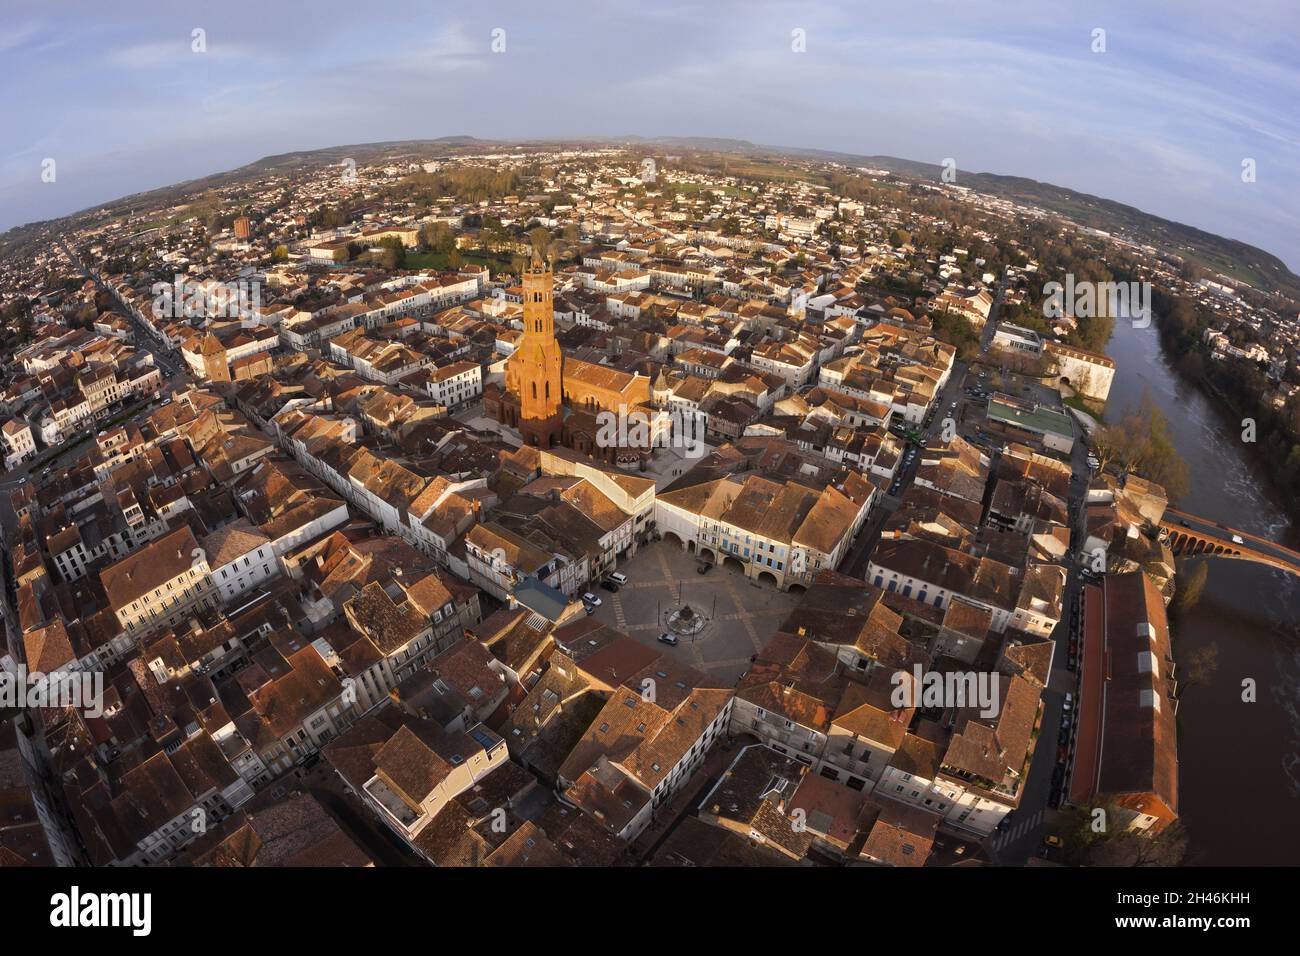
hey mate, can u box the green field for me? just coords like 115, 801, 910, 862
402, 249, 511, 272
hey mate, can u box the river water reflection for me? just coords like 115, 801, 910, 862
1104, 316, 1300, 865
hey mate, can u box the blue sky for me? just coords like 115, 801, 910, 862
3, 0, 1298, 269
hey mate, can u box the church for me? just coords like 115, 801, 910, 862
502, 251, 565, 448
486, 253, 665, 468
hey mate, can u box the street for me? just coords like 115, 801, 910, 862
58, 238, 188, 379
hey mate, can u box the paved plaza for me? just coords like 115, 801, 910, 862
589, 538, 801, 683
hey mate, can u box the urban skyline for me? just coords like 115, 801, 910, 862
3, 0, 1298, 271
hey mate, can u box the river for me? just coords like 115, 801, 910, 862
1104, 315, 1300, 865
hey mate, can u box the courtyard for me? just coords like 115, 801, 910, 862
589, 538, 801, 684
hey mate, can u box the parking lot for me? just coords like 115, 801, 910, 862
587, 539, 801, 683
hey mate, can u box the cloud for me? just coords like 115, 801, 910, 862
104, 37, 260, 69
0, 21, 42, 52
0, 0, 1296, 268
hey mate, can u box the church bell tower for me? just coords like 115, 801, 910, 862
510, 251, 564, 447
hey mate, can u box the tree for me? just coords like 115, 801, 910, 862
377, 237, 406, 271
419, 221, 455, 255
931, 310, 980, 363
529, 226, 552, 261
1058, 802, 1188, 866
1094, 388, 1190, 502
1173, 561, 1208, 614
1183, 642, 1220, 690
1087, 820, 1190, 866
270, 244, 289, 263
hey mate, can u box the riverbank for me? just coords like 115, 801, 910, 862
1148, 309, 1300, 543
1103, 312, 1300, 865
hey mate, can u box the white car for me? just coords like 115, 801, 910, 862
582, 592, 601, 606
608, 571, 628, 585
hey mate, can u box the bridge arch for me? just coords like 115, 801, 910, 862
1159, 515, 1289, 572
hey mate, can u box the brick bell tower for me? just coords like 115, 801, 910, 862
509, 251, 564, 447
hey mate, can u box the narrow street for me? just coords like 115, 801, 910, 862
630, 734, 757, 864
985, 417, 1092, 864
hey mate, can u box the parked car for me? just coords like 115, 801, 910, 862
696, 562, 711, 574
1062, 692, 1074, 712
657, 632, 679, 646
599, 580, 619, 593
608, 571, 628, 585
582, 592, 601, 606
1058, 727, 1070, 746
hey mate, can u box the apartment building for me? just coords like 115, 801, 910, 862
99, 526, 218, 638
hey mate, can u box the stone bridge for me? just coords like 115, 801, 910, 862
1158, 509, 1300, 576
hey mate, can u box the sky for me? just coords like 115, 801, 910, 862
2, 0, 1299, 269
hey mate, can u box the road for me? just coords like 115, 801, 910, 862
974, 272, 1087, 862
0, 241, 191, 525
841, 360, 971, 578
985, 423, 1093, 863
58, 238, 188, 379
0, 387, 175, 489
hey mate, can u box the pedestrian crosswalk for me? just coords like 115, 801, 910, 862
990, 808, 1044, 851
